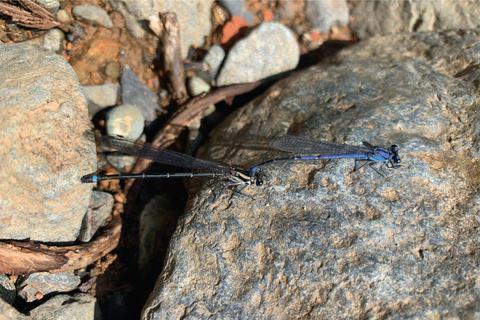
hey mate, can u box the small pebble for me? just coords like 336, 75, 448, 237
187, 76, 211, 96
197, 44, 225, 84
106, 104, 145, 139
83, 83, 120, 115
218, 0, 254, 25
66, 22, 85, 42
105, 61, 122, 79
121, 65, 161, 122
37, 0, 60, 13
27, 28, 64, 53
72, 5, 113, 29
78, 191, 114, 242
105, 153, 137, 172
56, 9, 72, 23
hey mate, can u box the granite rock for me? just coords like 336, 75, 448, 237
350, 0, 480, 39
143, 30, 480, 319
0, 43, 95, 242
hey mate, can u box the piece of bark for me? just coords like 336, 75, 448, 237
0, 214, 121, 275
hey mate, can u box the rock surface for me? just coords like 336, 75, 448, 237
0, 43, 95, 242
143, 30, 480, 319
83, 83, 119, 115
18, 272, 81, 302
0, 298, 29, 320
350, 0, 480, 39
306, 0, 349, 33
27, 293, 95, 320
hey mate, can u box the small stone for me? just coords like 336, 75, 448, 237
187, 76, 211, 96
106, 104, 145, 139
105, 61, 122, 79
0, 274, 16, 305
72, 5, 113, 29
197, 44, 225, 84
67, 22, 85, 42
26, 28, 65, 53
56, 9, 72, 23
218, 0, 254, 25
37, 0, 59, 13
217, 22, 300, 86
82, 83, 120, 115
120, 66, 161, 122
18, 272, 81, 302
305, 0, 349, 33
105, 153, 137, 172
108, 1, 146, 38
78, 191, 114, 242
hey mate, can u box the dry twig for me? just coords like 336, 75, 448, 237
161, 12, 188, 104
0, 0, 61, 29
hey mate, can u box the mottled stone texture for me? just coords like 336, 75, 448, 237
350, 0, 480, 39
143, 30, 480, 319
0, 43, 95, 242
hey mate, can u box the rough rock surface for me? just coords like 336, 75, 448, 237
350, 0, 480, 39
0, 43, 95, 242
143, 30, 480, 319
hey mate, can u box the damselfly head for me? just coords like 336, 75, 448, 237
389, 145, 401, 164
254, 174, 263, 186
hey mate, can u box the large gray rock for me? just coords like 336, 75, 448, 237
143, 30, 480, 318
350, 0, 480, 39
0, 43, 95, 242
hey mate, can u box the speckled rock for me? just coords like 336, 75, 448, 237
0, 298, 28, 320
28, 293, 95, 320
0, 43, 95, 242
305, 0, 349, 33
18, 272, 81, 302
197, 44, 225, 85
350, 0, 480, 39
26, 28, 65, 53
142, 30, 480, 319
0, 274, 15, 305
78, 191, 114, 242
83, 83, 120, 115
72, 5, 113, 29
217, 22, 300, 86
